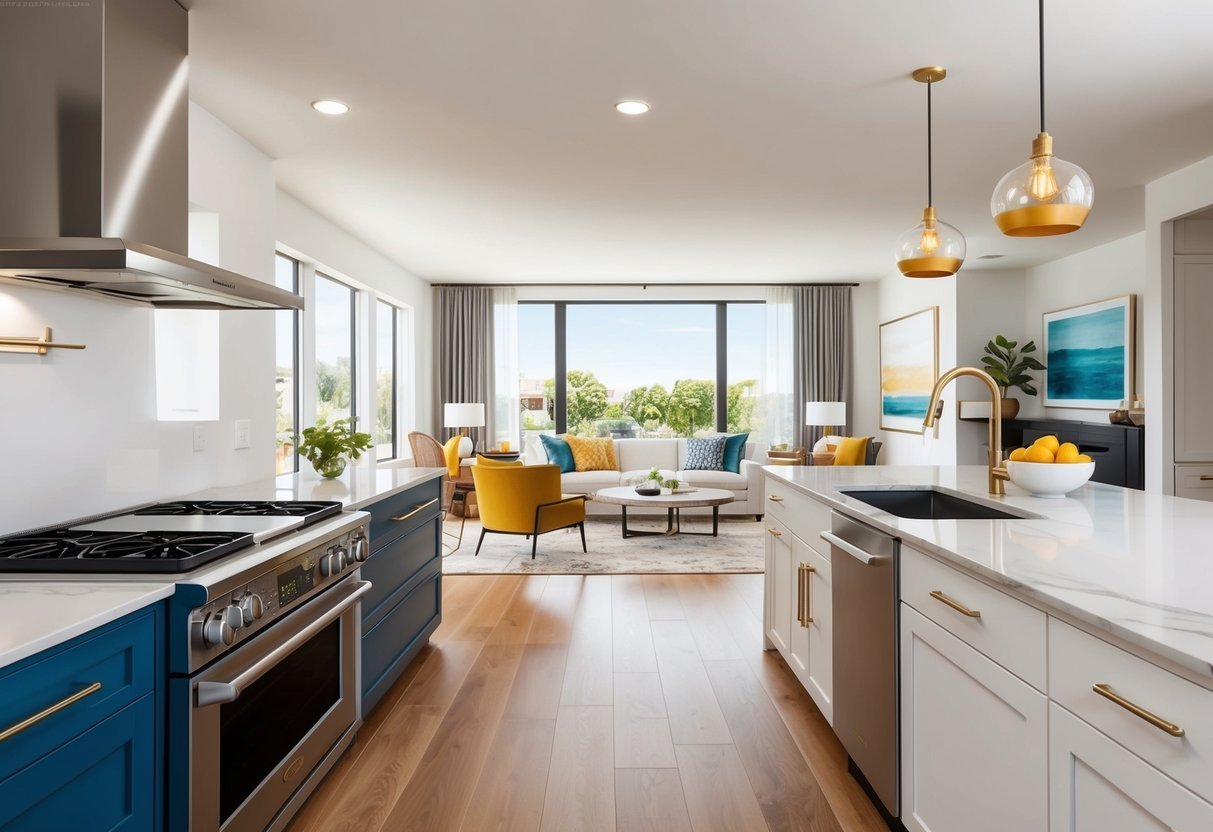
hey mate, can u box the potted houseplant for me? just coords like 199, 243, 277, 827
660, 476, 681, 495
980, 335, 1046, 420
296, 418, 374, 479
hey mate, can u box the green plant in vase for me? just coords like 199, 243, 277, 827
981, 335, 1046, 420
297, 418, 373, 478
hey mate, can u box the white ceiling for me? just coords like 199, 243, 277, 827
188, 0, 1213, 284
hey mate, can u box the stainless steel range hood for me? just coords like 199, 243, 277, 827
0, 0, 302, 311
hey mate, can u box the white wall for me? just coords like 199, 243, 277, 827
1020, 234, 1146, 423
874, 269, 958, 465
851, 282, 880, 442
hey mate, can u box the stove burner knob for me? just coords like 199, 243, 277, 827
351, 537, 369, 563
223, 603, 244, 632
319, 552, 336, 577
202, 613, 235, 648
240, 593, 264, 625
333, 547, 349, 571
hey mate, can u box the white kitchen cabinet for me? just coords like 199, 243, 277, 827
1049, 703, 1213, 831
764, 516, 792, 656
801, 540, 832, 723
900, 604, 1048, 832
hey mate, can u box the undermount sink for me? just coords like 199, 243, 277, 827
840, 488, 1032, 521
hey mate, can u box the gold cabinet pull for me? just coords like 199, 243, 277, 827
767, 528, 782, 537
799, 563, 816, 627
1200, 476, 1213, 482
0, 682, 102, 743
929, 589, 981, 618
768, 495, 784, 503
391, 497, 438, 522
1092, 683, 1186, 738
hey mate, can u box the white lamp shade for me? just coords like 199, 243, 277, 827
444, 402, 485, 428
805, 401, 846, 427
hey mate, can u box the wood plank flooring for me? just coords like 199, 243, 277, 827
288, 574, 888, 832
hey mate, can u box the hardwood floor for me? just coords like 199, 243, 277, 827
288, 574, 888, 832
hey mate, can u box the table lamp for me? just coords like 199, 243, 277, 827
444, 402, 485, 458
805, 401, 846, 450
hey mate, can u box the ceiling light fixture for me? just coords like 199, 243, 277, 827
310, 99, 350, 116
990, 0, 1093, 236
895, 67, 966, 279
615, 100, 650, 116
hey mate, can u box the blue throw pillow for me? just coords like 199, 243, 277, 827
539, 434, 575, 473
684, 436, 727, 471
723, 432, 749, 473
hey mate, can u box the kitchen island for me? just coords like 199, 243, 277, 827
764, 464, 1213, 832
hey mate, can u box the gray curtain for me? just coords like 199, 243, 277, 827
794, 285, 853, 449
434, 286, 495, 450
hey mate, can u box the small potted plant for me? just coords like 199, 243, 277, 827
296, 418, 373, 479
661, 476, 681, 495
981, 335, 1046, 420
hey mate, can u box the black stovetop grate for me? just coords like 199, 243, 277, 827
0, 529, 255, 573
132, 500, 343, 525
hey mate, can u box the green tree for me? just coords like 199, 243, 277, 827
565, 369, 609, 434
667, 379, 715, 436
603, 403, 624, 419
726, 379, 758, 433
542, 378, 556, 422
622, 384, 670, 427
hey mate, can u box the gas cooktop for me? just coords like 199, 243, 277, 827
0, 529, 254, 573
133, 500, 342, 524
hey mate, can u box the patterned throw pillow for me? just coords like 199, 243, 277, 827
565, 436, 618, 472
683, 436, 726, 471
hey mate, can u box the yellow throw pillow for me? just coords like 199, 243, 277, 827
564, 436, 618, 472
442, 435, 463, 479
833, 436, 871, 466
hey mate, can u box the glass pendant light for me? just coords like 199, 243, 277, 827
895, 67, 966, 278
991, 0, 1094, 236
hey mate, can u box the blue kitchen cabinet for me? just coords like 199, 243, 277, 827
0, 605, 164, 831
359, 477, 443, 713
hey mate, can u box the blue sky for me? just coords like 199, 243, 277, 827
519, 303, 764, 394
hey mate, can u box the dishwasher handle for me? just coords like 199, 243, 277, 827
820, 531, 888, 565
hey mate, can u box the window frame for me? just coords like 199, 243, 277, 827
375, 299, 400, 461
274, 253, 302, 474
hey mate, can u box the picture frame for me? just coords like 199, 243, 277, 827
879, 306, 939, 434
1042, 294, 1136, 409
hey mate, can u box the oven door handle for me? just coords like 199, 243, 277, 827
820, 531, 886, 565
195, 579, 372, 708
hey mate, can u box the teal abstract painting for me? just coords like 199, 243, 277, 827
1043, 296, 1134, 409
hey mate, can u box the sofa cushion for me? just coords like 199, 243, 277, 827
561, 470, 623, 494
723, 433, 749, 473
683, 436, 726, 471
539, 434, 575, 473
676, 469, 748, 490
833, 436, 871, 466
615, 438, 678, 473
565, 435, 618, 472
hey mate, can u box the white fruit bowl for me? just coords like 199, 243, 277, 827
1005, 460, 1095, 498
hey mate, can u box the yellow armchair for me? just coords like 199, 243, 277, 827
471, 463, 587, 558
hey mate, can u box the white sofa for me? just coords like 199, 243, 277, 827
532, 437, 766, 519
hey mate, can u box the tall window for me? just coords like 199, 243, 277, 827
727, 303, 764, 434
274, 254, 300, 474
314, 274, 356, 425
518, 303, 556, 456
375, 300, 398, 460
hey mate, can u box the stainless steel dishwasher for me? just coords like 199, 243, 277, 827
821, 511, 901, 826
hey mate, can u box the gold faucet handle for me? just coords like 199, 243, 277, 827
992, 466, 1010, 481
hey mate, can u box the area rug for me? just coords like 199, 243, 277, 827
441, 515, 766, 575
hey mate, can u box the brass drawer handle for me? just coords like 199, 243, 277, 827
767, 528, 782, 537
1200, 476, 1213, 482
390, 498, 438, 522
799, 563, 816, 627
929, 589, 981, 618
768, 495, 784, 503
1092, 683, 1186, 738
0, 682, 102, 743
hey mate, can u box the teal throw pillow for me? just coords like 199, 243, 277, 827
723, 432, 749, 473
539, 434, 575, 473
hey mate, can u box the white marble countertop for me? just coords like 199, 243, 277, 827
766, 465, 1213, 680
188, 463, 446, 511
0, 582, 176, 671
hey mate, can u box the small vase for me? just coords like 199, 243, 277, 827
999, 398, 1021, 420
314, 457, 347, 479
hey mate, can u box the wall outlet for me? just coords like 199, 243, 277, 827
192, 424, 206, 453
234, 419, 251, 450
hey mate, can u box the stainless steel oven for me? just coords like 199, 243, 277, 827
187, 570, 370, 832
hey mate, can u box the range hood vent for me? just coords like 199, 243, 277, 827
0, 0, 301, 311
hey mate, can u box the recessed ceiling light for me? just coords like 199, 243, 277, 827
977, 254, 1006, 260
615, 100, 650, 116
311, 99, 350, 116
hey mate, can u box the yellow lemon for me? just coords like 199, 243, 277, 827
1055, 443, 1081, 463
1008, 447, 1028, 462
1076, 453, 1093, 463
1033, 435, 1060, 454
1024, 445, 1055, 463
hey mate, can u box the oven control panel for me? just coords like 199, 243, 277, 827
189, 526, 369, 659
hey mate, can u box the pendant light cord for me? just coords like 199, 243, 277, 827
926, 79, 933, 207
1039, 0, 1046, 133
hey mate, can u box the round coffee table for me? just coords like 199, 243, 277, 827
591, 486, 735, 539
